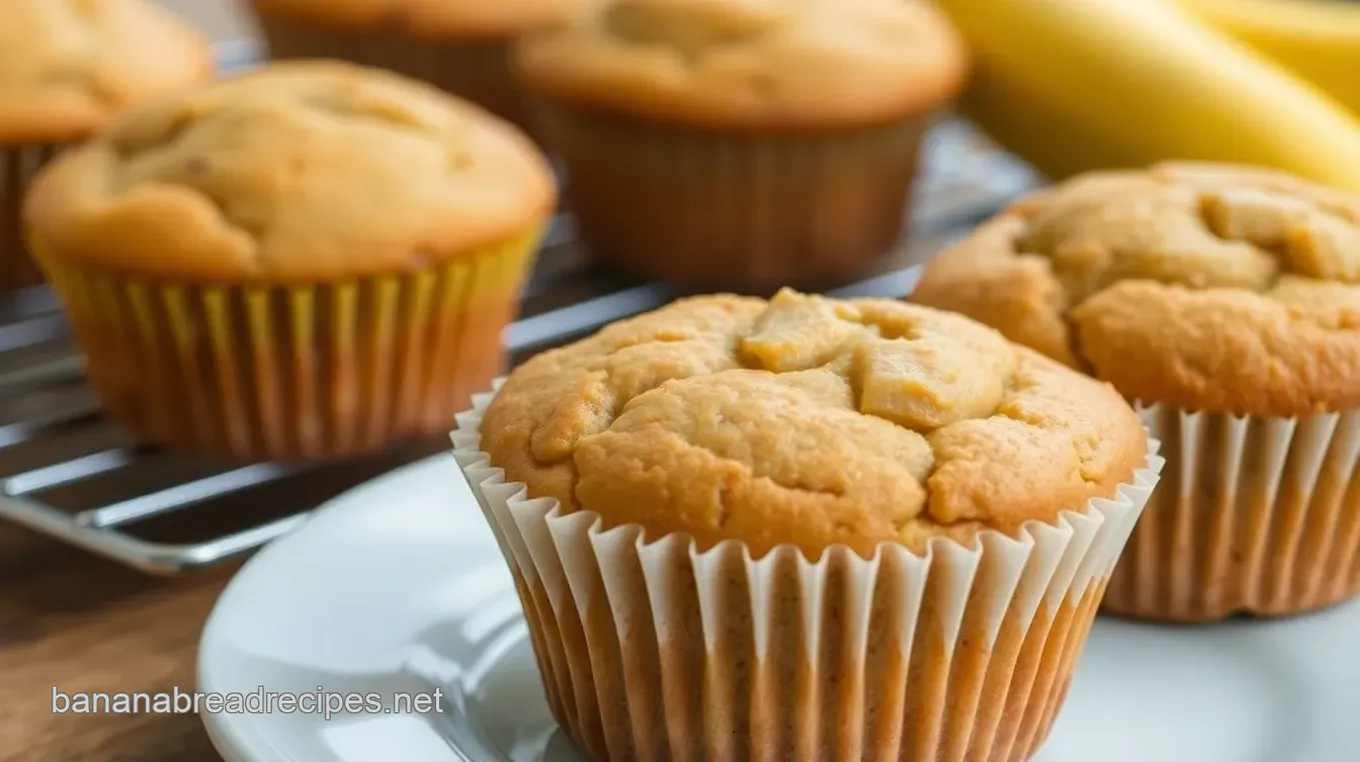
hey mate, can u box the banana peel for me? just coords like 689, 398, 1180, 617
1176, 0, 1360, 116
932, 0, 1360, 191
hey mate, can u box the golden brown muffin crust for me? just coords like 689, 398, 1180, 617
512, 0, 967, 131
249, 0, 583, 39
23, 61, 558, 283
0, 0, 212, 145
912, 163, 1360, 416
480, 289, 1147, 559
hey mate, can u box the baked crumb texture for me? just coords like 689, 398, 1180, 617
0, 0, 211, 145
459, 305, 1161, 761
22, 61, 556, 283
513, 0, 967, 130
481, 289, 1147, 558
913, 162, 1360, 416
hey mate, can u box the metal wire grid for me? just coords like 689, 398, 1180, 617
0, 44, 1038, 574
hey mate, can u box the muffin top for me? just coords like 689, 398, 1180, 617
23, 61, 557, 283
250, 0, 583, 39
513, 0, 967, 131
0, 0, 212, 145
480, 289, 1147, 558
911, 163, 1360, 416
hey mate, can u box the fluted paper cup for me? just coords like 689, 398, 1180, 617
1105, 403, 1360, 622
1, 143, 66, 292
254, 13, 532, 135
32, 227, 541, 462
531, 100, 929, 287
452, 382, 1163, 762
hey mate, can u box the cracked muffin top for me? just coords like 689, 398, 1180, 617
22, 61, 557, 283
911, 163, 1360, 416
480, 289, 1146, 558
512, 0, 967, 130
0, 0, 211, 145
249, 0, 584, 39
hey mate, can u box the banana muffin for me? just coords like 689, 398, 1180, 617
513, 0, 967, 286
453, 289, 1161, 762
24, 61, 556, 462
912, 161, 1360, 621
0, 0, 211, 293
247, 0, 581, 134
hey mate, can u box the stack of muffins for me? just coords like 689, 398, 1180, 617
13, 1, 1360, 761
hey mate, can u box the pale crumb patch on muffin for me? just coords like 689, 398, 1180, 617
22, 61, 557, 283
912, 162, 1360, 416
0, 0, 211, 145
512, 0, 967, 131
481, 289, 1146, 558
852, 334, 1011, 430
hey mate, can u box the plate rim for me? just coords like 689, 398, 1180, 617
196, 452, 460, 762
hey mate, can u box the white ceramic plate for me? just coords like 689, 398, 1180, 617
199, 454, 1360, 762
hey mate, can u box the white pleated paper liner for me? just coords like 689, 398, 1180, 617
452, 381, 1163, 762
1106, 402, 1360, 622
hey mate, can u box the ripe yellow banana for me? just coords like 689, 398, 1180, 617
930, 0, 1360, 191
1174, 0, 1360, 116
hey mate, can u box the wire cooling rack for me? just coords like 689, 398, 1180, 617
0, 43, 1039, 574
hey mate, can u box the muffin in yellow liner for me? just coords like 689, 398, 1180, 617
0, 0, 211, 294
452, 290, 1162, 761
513, 0, 967, 287
246, 0, 582, 135
23, 61, 557, 462
912, 162, 1360, 622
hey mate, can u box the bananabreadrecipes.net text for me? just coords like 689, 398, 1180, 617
52, 686, 444, 721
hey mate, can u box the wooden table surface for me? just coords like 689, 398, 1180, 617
0, 524, 239, 761
0, 435, 451, 762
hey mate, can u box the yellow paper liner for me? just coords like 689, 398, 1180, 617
533, 100, 930, 287
1104, 403, 1360, 622
34, 230, 539, 462
254, 12, 532, 134
1, 143, 66, 293
453, 384, 1164, 762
